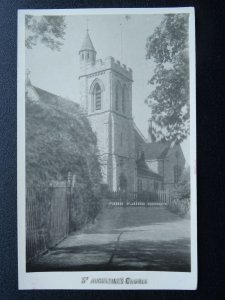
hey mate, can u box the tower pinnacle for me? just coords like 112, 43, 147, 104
79, 30, 96, 54
79, 30, 96, 65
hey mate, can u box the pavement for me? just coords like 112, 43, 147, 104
27, 206, 190, 272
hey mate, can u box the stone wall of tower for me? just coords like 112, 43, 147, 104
78, 50, 136, 191
109, 66, 136, 192
87, 112, 112, 186
79, 75, 88, 112
110, 113, 136, 192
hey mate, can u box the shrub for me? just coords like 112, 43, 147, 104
26, 87, 103, 230
168, 167, 190, 216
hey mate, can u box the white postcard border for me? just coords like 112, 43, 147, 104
17, 7, 197, 290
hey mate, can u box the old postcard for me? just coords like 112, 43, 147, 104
17, 7, 197, 290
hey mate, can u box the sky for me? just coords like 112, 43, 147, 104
26, 13, 190, 164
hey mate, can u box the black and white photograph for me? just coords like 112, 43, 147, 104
17, 7, 196, 290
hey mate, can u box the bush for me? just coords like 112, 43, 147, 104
69, 180, 103, 230
26, 87, 103, 230
168, 167, 190, 216
167, 198, 190, 216
172, 167, 190, 200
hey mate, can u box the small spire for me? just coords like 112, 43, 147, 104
79, 30, 96, 54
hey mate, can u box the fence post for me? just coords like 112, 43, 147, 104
67, 172, 73, 233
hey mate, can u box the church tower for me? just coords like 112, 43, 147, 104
78, 30, 136, 192
79, 30, 96, 66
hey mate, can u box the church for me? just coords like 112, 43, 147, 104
78, 30, 186, 193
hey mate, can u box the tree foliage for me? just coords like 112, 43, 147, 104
26, 87, 103, 229
25, 15, 66, 51
146, 14, 189, 142
172, 167, 190, 200
168, 167, 190, 216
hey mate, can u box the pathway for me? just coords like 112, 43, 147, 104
27, 206, 190, 272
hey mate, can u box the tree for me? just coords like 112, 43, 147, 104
145, 14, 189, 142
26, 89, 103, 229
25, 15, 66, 51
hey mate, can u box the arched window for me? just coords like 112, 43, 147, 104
122, 86, 127, 113
174, 165, 181, 184
137, 178, 142, 192
94, 83, 101, 110
115, 83, 122, 112
119, 173, 127, 192
82, 53, 84, 60
90, 79, 104, 112
115, 85, 119, 111
154, 181, 159, 191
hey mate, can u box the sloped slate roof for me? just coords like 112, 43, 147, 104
79, 31, 96, 53
33, 86, 80, 114
137, 158, 162, 180
133, 123, 148, 155
144, 141, 171, 160
133, 123, 147, 144
133, 123, 171, 161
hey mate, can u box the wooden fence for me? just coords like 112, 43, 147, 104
26, 183, 189, 262
106, 190, 171, 207
26, 183, 69, 262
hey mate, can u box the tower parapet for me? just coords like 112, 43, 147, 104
105, 56, 133, 81
79, 55, 133, 82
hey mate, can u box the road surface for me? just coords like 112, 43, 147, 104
27, 206, 190, 272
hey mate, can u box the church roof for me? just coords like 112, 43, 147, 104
137, 158, 162, 180
79, 30, 96, 53
133, 122, 172, 160
133, 123, 147, 144
29, 86, 80, 115
144, 141, 171, 160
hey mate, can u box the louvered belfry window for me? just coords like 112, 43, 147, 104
115, 85, 119, 111
122, 87, 126, 113
95, 84, 101, 110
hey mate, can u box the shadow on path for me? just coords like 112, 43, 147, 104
27, 207, 190, 272
83, 207, 189, 234
27, 237, 190, 272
